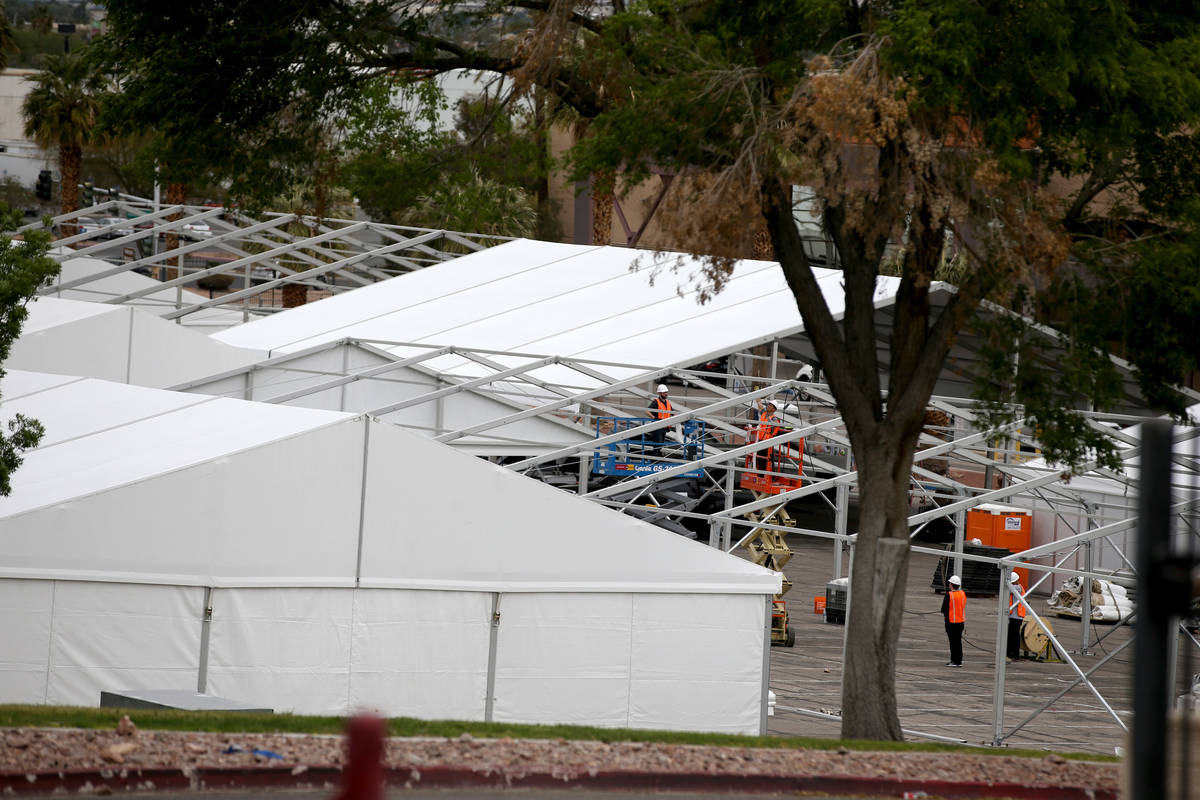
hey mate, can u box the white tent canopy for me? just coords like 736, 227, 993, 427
0, 371, 777, 732
9, 297, 264, 389
212, 239, 897, 372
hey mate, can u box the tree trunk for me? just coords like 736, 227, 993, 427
591, 170, 614, 245
839, 432, 920, 741
58, 142, 81, 236
59, 142, 80, 216
281, 282, 308, 308
163, 181, 188, 281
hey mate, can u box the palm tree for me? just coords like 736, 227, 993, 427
22, 53, 104, 222
0, 9, 15, 72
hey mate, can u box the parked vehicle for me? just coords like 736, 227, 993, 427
181, 222, 213, 239
98, 217, 134, 239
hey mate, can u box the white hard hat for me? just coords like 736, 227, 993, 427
948, 575, 961, 586
765, 397, 778, 408
656, 384, 668, 393
1010, 573, 1020, 583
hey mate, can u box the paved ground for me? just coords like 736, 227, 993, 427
764, 527, 1133, 756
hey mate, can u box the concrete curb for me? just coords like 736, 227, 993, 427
1, 764, 1118, 798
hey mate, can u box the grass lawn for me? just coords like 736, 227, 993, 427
0, 705, 1114, 762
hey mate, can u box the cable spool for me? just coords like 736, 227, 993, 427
1021, 618, 1062, 662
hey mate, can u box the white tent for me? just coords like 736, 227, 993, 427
47, 253, 253, 332
183, 339, 596, 456
0, 371, 779, 733
212, 239, 885, 374
8, 297, 264, 389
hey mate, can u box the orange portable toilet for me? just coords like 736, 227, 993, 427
966, 504, 1033, 586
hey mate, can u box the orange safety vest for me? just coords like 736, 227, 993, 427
651, 397, 672, 420
1009, 586, 1026, 618
947, 589, 966, 623
756, 411, 781, 442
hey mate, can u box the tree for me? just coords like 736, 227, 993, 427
562, 1, 1200, 740
22, 51, 104, 220
91, 0, 1200, 741
340, 79, 548, 238
29, 4, 50, 36
0, 205, 61, 495
0, 3, 14, 71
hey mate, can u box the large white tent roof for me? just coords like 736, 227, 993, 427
9, 297, 264, 389
213, 239, 900, 367
0, 371, 779, 594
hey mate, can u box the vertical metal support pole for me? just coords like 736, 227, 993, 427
484, 593, 502, 723
722, 465, 735, 551
1080, 539, 1094, 655
991, 566, 1011, 745
241, 243, 251, 323
435, 396, 445, 437
243, 369, 255, 401
354, 419, 372, 587
950, 488, 967, 582
339, 345, 351, 412
769, 341, 779, 382
577, 453, 590, 496
1132, 420, 1174, 800
953, 493, 966, 581
197, 587, 214, 693
760, 593, 772, 735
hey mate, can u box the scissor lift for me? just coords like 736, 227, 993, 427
740, 437, 805, 647
592, 417, 705, 478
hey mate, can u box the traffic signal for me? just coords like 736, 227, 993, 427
35, 170, 52, 201
81, 181, 94, 206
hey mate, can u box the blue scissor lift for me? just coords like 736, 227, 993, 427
591, 418, 706, 478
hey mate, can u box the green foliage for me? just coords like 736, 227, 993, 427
340, 78, 545, 237
402, 168, 537, 240
21, 51, 103, 150
0, 205, 60, 496
97, 0, 368, 199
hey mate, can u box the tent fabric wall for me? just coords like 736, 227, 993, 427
0, 579, 54, 704
347, 589, 492, 722
0, 376, 777, 732
492, 592, 764, 733
0, 579, 765, 733
0, 579, 202, 706
205, 588, 356, 716
10, 298, 263, 389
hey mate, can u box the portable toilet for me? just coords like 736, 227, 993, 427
966, 503, 1032, 586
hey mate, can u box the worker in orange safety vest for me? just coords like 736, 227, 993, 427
1006, 572, 1026, 662
752, 398, 783, 472
941, 574, 966, 666
645, 384, 672, 452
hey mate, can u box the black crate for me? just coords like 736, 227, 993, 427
825, 578, 848, 625
931, 544, 1011, 596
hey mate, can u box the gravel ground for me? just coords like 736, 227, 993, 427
0, 721, 1120, 793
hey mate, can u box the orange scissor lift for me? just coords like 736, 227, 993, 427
740, 437, 805, 647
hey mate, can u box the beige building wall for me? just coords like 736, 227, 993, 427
0, 69, 53, 185
548, 125, 673, 249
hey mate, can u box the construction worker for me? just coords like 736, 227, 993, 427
752, 398, 782, 473
645, 384, 672, 451
941, 574, 965, 666
1006, 572, 1026, 662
